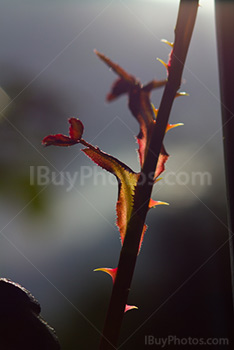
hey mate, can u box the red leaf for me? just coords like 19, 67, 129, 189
42, 134, 77, 147
69, 118, 84, 141
42, 118, 84, 147
130, 90, 155, 168
94, 50, 136, 85
154, 146, 169, 179
107, 78, 133, 101
82, 147, 139, 246
95, 51, 167, 170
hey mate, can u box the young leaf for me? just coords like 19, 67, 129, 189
95, 50, 167, 170
82, 147, 139, 246
83, 146, 166, 251
42, 118, 84, 147
42, 134, 77, 147
154, 145, 169, 180
94, 50, 136, 85
69, 118, 84, 140
107, 78, 133, 101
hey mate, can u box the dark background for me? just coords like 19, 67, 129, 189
0, 0, 233, 348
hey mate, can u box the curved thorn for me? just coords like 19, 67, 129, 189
94, 267, 118, 283
149, 199, 169, 209
154, 177, 163, 183
151, 103, 158, 119
161, 39, 174, 48
166, 123, 184, 132
176, 91, 189, 98
157, 58, 168, 70
125, 305, 138, 313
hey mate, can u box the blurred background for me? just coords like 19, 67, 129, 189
0, 0, 233, 348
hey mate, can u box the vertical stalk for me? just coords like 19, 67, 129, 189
215, 0, 234, 307
99, 1, 199, 349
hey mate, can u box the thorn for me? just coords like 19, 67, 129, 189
176, 92, 189, 98
166, 123, 184, 132
157, 58, 168, 71
125, 305, 138, 313
161, 39, 174, 48
94, 267, 117, 283
154, 177, 162, 183
151, 103, 158, 119
149, 199, 169, 209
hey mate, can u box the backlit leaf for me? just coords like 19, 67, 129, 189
69, 118, 84, 140
94, 50, 136, 84
154, 145, 169, 180
95, 50, 166, 170
107, 78, 133, 101
42, 134, 77, 147
82, 147, 139, 245
42, 118, 84, 147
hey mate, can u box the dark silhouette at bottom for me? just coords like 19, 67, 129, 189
0, 278, 60, 350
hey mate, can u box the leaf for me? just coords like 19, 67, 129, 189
42, 118, 84, 147
42, 134, 77, 147
129, 88, 156, 169
143, 79, 168, 92
107, 78, 133, 101
154, 145, 169, 180
138, 224, 147, 254
95, 50, 166, 170
94, 50, 136, 85
69, 118, 84, 140
82, 147, 139, 245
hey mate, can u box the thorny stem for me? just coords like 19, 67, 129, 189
215, 0, 234, 307
99, 1, 199, 349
